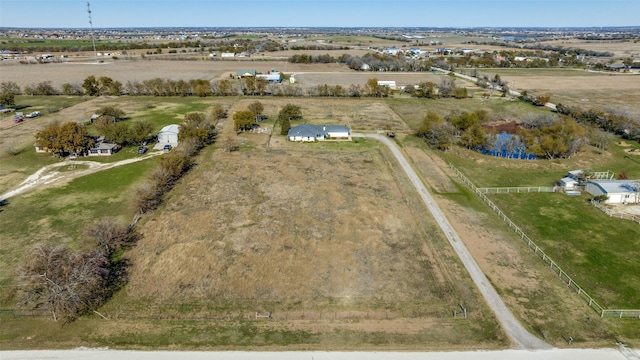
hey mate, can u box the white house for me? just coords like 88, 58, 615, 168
287, 124, 351, 142
585, 180, 639, 204
158, 124, 179, 144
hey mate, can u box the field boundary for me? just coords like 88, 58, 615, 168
590, 199, 640, 225
477, 186, 557, 194
448, 163, 640, 318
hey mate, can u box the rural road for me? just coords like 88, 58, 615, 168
0, 348, 630, 360
362, 133, 553, 350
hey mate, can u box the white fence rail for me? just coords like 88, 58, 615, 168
590, 200, 640, 225
449, 163, 640, 318
477, 186, 557, 194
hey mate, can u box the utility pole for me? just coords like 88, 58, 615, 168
87, 2, 98, 63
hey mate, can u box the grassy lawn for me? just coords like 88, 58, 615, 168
0, 157, 159, 296
488, 192, 640, 308
435, 137, 640, 309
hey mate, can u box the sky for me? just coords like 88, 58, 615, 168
0, 0, 638, 29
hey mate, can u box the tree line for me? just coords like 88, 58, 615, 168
18, 110, 218, 322
416, 109, 594, 160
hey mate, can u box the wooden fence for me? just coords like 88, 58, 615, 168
449, 163, 640, 318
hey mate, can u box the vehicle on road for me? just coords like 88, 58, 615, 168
25, 111, 41, 118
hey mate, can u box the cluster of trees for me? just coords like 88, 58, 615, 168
133, 111, 216, 214
403, 77, 468, 99
35, 122, 94, 157
556, 104, 640, 142
417, 110, 590, 159
233, 101, 264, 132
34, 105, 153, 155
18, 218, 138, 322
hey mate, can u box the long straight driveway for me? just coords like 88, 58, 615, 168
365, 133, 552, 350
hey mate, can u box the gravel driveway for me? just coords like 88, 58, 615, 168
363, 133, 552, 350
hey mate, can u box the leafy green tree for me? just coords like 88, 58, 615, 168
96, 105, 125, 121
131, 119, 155, 145
460, 122, 487, 149
83, 75, 100, 96
180, 112, 216, 146
247, 101, 264, 116
0, 91, 15, 107
416, 111, 453, 150
103, 121, 132, 145
234, 110, 255, 131
243, 76, 256, 95
35, 122, 94, 156
280, 117, 291, 136
278, 104, 302, 122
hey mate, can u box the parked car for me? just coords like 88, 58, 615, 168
386, 132, 396, 138
13, 113, 25, 123
25, 111, 41, 118
163, 144, 172, 151
138, 146, 148, 154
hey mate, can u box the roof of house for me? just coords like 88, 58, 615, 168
588, 180, 638, 194
287, 124, 350, 138
159, 124, 180, 134
560, 177, 578, 184
236, 69, 257, 76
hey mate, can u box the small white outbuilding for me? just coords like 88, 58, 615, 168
158, 124, 179, 144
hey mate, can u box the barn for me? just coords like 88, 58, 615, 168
158, 124, 179, 144
585, 180, 639, 204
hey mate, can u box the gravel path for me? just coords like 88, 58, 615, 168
363, 133, 553, 350
0, 151, 163, 202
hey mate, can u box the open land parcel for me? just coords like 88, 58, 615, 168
0, 43, 639, 350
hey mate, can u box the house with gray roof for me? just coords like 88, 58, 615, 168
585, 180, 639, 204
287, 124, 351, 142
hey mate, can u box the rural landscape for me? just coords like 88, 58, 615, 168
0, 24, 639, 358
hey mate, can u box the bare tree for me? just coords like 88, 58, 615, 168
17, 244, 109, 322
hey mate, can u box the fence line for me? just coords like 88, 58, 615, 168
477, 186, 557, 194
448, 163, 640, 318
590, 200, 640, 225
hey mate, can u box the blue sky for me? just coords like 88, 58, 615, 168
0, 0, 637, 28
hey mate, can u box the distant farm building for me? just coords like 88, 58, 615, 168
235, 69, 256, 79
221, 52, 235, 58
287, 124, 351, 142
585, 180, 639, 204
377, 80, 397, 90
559, 176, 579, 191
256, 73, 282, 83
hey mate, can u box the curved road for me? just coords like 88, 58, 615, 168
364, 133, 552, 350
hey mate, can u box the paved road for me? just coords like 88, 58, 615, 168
362, 133, 552, 350
0, 348, 629, 360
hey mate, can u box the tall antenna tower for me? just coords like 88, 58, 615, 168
87, 2, 98, 63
